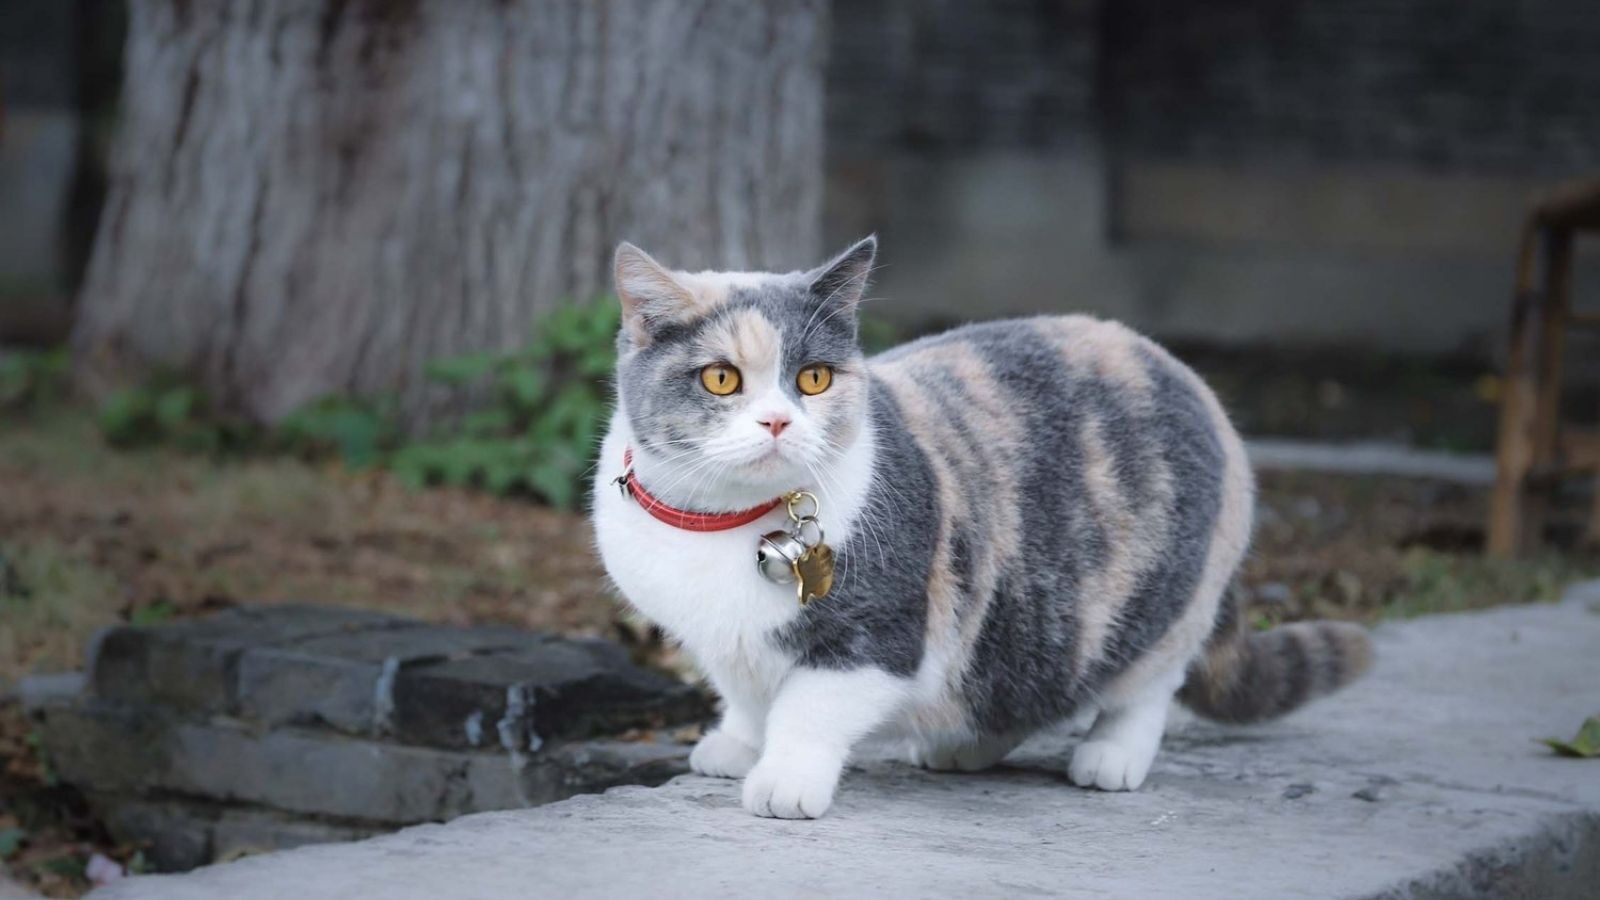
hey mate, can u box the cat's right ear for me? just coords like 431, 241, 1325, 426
614, 242, 696, 348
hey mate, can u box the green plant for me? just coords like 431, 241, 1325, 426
0, 347, 69, 411
128, 597, 178, 626
98, 377, 254, 453
390, 298, 619, 507
274, 396, 397, 469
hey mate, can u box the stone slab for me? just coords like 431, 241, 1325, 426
392, 637, 710, 750
234, 623, 548, 735
93, 584, 1600, 900
39, 700, 690, 827
89, 795, 383, 872
89, 605, 408, 716
87, 604, 708, 748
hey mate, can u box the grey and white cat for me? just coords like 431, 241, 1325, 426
591, 237, 1370, 819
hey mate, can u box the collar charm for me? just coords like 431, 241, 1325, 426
757, 491, 835, 605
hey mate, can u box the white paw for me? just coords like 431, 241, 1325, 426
689, 731, 759, 779
1068, 739, 1155, 792
741, 751, 842, 819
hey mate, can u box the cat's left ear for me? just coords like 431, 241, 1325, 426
806, 235, 877, 318
614, 242, 699, 348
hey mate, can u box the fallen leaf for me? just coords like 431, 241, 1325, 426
1540, 715, 1600, 758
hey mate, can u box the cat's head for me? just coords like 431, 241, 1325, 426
611, 237, 877, 502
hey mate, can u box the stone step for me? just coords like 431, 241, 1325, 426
27, 604, 711, 871
40, 699, 687, 827
88, 583, 1600, 900
89, 604, 708, 745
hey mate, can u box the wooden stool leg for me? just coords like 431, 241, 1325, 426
1489, 227, 1545, 557
1522, 228, 1574, 552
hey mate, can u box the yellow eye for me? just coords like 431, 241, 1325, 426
797, 364, 833, 396
700, 364, 742, 396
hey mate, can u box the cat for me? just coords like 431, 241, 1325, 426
591, 236, 1371, 819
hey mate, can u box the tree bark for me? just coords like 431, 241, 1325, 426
74, 0, 825, 424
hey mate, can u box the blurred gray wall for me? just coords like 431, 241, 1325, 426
825, 0, 1600, 357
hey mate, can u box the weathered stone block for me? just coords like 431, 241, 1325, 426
39, 698, 690, 827
234, 624, 545, 735
89, 794, 380, 872
210, 808, 378, 864
90, 605, 407, 716
38, 602, 706, 871
92, 796, 216, 873
88, 604, 707, 749
392, 637, 710, 751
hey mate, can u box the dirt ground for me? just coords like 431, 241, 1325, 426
0, 409, 619, 687
3, 405, 1598, 895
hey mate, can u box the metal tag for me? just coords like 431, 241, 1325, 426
794, 543, 835, 605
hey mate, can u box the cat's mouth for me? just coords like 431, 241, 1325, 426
745, 444, 787, 468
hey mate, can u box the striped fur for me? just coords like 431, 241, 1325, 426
593, 237, 1373, 816
1180, 596, 1374, 723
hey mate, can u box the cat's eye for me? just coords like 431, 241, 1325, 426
796, 364, 833, 396
700, 364, 742, 396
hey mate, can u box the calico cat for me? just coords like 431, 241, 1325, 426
591, 237, 1371, 819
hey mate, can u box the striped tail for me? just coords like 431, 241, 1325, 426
1178, 594, 1373, 724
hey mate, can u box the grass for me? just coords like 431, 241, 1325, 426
0, 542, 121, 680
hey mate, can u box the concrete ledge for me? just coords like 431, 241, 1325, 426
93, 585, 1600, 899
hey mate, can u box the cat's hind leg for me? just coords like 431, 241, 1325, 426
690, 711, 762, 779
1068, 665, 1185, 792
690, 674, 769, 779
909, 732, 1024, 772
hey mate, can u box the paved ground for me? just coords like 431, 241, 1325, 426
94, 583, 1600, 900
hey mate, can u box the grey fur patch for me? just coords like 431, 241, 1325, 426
776, 317, 1232, 736
774, 384, 936, 676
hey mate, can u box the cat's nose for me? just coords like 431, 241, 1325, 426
758, 414, 790, 438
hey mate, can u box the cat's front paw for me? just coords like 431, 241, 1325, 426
741, 751, 842, 819
1068, 739, 1155, 791
689, 730, 759, 779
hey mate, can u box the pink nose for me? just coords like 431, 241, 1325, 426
758, 415, 790, 438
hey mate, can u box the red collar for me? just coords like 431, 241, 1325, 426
617, 447, 785, 532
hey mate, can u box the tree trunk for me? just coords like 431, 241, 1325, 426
74, 0, 825, 424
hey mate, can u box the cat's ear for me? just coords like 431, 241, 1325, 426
807, 235, 877, 317
614, 242, 697, 347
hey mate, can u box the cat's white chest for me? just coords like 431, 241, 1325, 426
590, 413, 876, 686
592, 424, 804, 669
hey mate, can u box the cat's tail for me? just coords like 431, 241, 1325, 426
1177, 596, 1373, 724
